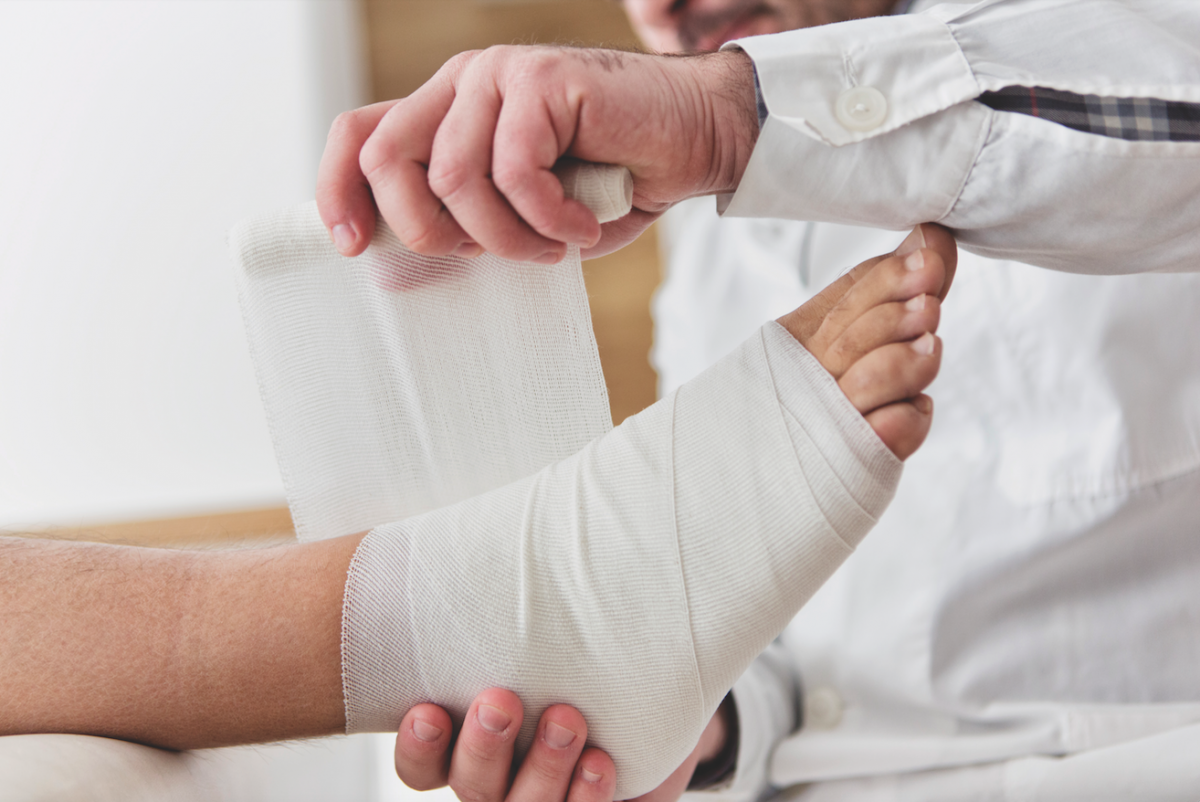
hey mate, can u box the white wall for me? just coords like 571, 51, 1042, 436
0, 0, 367, 527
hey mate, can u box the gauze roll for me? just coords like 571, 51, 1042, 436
231, 165, 631, 541
231, 165, 900, 798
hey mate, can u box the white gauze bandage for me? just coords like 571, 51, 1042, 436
231, 165, 901, 799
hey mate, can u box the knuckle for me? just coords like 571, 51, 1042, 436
450, 49, 484, 67
490, 161, 527, 197
426, 158, 472, 202
327, 108, 367, 144
527, 754, 572, 786
403, 223, 448, 256
358, 133, 397, 182
449, 779, 497, 802
460, 733, 507, 765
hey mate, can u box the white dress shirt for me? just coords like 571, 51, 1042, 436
658, 1, 1200, 798
723, 0, 1200, 276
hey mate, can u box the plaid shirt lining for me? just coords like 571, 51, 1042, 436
978, 86, 1200, 142
749, 77, 1200, 143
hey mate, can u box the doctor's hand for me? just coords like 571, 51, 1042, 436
316, 46, 758, 263
393, 688, 732, 802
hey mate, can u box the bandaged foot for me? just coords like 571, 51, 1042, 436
339, 228, 952, 799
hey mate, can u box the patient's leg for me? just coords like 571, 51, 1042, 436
342, 226, 954, 799
0, 228, 950, 778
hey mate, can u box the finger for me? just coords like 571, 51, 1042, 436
359, 53, 476, 256
580, 209, 662, 261
820, 294, 942, 379
567, 749, 616, 802
394, 703, 454, 791
448, 688, 524, 802
864, 394, 934, 460
316, 100, 399, 257
506, 705, 587, 802
493, 79, 601, 249
838, 333, 942, 415
428, 51, 566, 263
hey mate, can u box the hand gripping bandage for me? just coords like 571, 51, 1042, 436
230, 165, 901, 799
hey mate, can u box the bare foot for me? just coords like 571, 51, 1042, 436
777, 224, 957, 461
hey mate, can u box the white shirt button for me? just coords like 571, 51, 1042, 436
804, 686, 844, 730
834, 86, 888, 132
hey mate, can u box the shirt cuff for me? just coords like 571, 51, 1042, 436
727, 10, 979, 148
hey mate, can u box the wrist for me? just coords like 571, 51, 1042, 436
685, 49, 759, 197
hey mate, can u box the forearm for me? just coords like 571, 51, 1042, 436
0, 532, 362, 748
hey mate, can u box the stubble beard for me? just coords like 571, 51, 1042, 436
675, 0, 897, 53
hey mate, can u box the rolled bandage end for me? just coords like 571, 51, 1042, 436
553, 160, 634, 224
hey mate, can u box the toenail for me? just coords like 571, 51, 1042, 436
581, 768, 603, 783
905, 294, 926, 311
910, 332, 936, 356
477, 704, 512, 734
896, 225, 925, 256
904, 250, 924, 271
544, 721, 578, 749
914, 395, 933, 414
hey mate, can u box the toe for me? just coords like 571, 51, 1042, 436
821, 293, 941, 378
808, 247, 947, 360
864, 394, 934, 460
914, 223, 958, 300
838, 333, 941, 415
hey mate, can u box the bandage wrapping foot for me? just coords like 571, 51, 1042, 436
230, 167, 900, 799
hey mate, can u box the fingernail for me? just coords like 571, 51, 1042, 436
581, 768, 603, 784
477, 704, 512, 734
453, 242, 483, 258
412, 719, 443, 743
543, 721, 577, 750
914, 395, 933, 414
332, 223, 356, 254
904, 250, 924, 271
896, 225, 925, 256
533, 251, 563, 265
905, 294, 926, 312
910, 332, 936, 356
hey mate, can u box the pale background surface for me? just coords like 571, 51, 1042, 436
0, 0, 364, 529
1, 0, 659, 799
